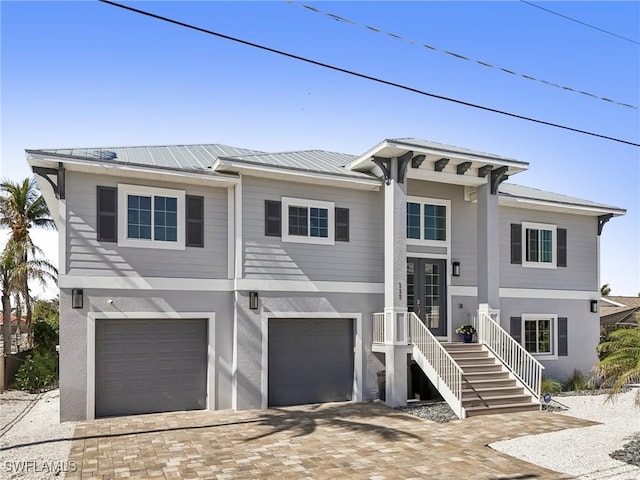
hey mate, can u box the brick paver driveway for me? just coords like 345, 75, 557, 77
67, 402, 596, 479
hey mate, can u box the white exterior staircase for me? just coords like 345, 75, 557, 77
373, 308, 543, 418
443, 343, 540, 416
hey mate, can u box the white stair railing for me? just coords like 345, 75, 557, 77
408, 312, 464, 418
477, 309, 544, 400
372, 313, 385, 344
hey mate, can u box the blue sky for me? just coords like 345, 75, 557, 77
1, 1, 639, 296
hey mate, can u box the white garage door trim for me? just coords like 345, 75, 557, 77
87, 311, 216, 420
260, 312, 363, 409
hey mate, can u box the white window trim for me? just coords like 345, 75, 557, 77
406, 196, 451, 248
117, 184, 186, 250
281, 196, 335, 245
522, 221, 557, 269
522, 313, 558, 360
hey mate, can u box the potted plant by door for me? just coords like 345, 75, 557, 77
455, 324, 476, 343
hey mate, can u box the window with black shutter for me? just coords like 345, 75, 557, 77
97, 186, 117, 242
510, 224, 522, 264
186, 195, 204, 247
558, 317, 568, 356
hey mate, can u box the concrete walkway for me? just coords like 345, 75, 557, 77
66, 402, 596, 479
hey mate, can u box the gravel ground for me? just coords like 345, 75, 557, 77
396, 400, 459, 423
0, 389, 76, 480
491, 389, 640, 480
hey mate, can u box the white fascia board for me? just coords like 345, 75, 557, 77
59, 275, 233, 291
600, 297, 627, 307
344, 139, 390, 171
213, 160, 380, 191
500, 196, 626, 217
27, 153, 239, 188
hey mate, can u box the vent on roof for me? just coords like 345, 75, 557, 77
90, 150, 117, 160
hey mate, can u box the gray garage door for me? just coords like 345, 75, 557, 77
268, 318, 354, 407
95, 318, 207, 418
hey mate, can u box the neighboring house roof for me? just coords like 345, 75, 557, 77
600, 296, 640, 327
27, 139, 625, 214
499, 184, 626, 215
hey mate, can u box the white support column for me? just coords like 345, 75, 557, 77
477, 182, 500, 309
382, 157, 409, 407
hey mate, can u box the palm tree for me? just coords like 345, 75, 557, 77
595, 316, 640, 406
1, 240, 56, 353
600, 283, 611, 296
0, 178, 56, 346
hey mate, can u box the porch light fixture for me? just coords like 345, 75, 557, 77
590, 300, 598, 313
72, 289, 83, 309
452, 261, 461, 277
249, 291, 259, 310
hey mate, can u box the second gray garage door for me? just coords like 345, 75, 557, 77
95, 318, 207, 418
268, 318, 354, 407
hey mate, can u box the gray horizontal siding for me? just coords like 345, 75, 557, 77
66, 171, 228, 279
500, 207, 598, 290
242, 176, 384, 282
407, 181, 478, 287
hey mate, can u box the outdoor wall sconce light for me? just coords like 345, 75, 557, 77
72, 289, 83, 309
590, 300, 598, 313
249, 291, 259, 310
452, 261, 461, 277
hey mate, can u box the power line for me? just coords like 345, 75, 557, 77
98, 0, 639, 148
292, 2, 637, 110
521, 1, 640, 46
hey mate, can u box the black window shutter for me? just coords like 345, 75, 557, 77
557, 228, 567, 267
558, 317, 568, 356
335, 207, 349, 242
186, 195, 204, 247
511, 224, 522, 264
510, 317, 522, 343
97, 186, 117, 242
265, 200, 281, 237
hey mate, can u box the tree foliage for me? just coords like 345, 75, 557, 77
600, 283, 611, 296
0, 178, 57, 353
595, 317, 640, 406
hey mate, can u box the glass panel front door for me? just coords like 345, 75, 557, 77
407, 258, 447, 336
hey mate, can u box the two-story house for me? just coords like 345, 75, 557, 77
27, 138, 624, 421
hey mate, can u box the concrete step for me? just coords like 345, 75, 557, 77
462, 371, 510, 381
459, 364, 503, 373
465, 402, 540, 417
462, 378, 519, 389
462, 386, 525, 399
462, 393, 533, 408
454, 356, 496, 365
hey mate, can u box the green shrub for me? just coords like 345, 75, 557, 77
33, 321, 58, 353
565, 369, 588, 392
16, 350, 57, 392
541, 376, 563, 394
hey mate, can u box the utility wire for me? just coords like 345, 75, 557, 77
521, 0, 640, 46
291, 1, 637, 110
99, 0, 640, 148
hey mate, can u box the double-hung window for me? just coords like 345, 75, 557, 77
281, 197, 335, 245
118, 184, 186, 250
406, 197, 449, 245
522, 222, 557, 268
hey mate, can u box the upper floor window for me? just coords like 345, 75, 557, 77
118, 184, 186, 250
406, 197, 450, 245
522, 222, 557, 268
281, 197, 335, 245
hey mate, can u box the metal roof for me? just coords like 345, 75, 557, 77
218, 150, 374, 179
28, 144, 265, 172
499, 183, 625, 213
